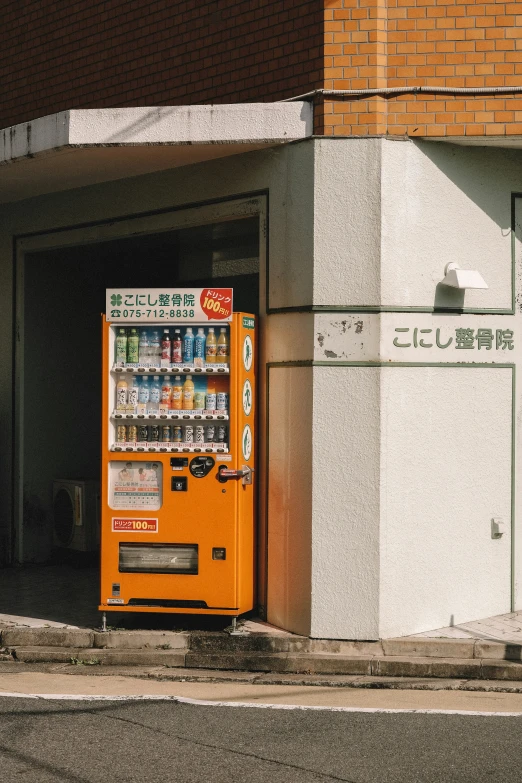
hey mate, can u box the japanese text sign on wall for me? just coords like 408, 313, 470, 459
393, 327, 514, 351
106, 288, 233, 323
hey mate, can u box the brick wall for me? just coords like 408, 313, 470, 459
321, 0, 522, 137
0, 0, 323, 129
3, 0, 522, 139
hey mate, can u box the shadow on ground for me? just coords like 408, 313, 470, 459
0, 563, 237, 632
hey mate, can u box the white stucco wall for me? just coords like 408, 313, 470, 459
379, 366, 512, 638
310, 366, 380, 639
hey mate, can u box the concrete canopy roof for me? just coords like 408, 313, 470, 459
0, 103, 312, 204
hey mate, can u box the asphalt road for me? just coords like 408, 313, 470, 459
1, 696, 522, 782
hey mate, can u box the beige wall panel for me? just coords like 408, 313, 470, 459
267, 366, 313, 636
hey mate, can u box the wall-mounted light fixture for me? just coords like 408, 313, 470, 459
440, 262, 488, 290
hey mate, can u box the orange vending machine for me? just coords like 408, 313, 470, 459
100, 288, 255, 623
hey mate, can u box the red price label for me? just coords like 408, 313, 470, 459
200, 288, 233, 320
112, 518, 158, 532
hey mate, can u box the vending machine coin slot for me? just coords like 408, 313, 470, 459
189, 456, 215, 478
171, 477, 188, 492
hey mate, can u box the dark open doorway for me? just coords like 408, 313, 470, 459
17, 215, 260, 592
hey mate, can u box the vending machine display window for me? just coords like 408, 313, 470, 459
109, 322, 230, 455
109, 461, 163, 511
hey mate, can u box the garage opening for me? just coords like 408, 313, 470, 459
9, 213, 260, 625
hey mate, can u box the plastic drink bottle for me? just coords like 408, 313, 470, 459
127, 377, 139, 412
150, 330, 161, 365
172, 330, 182, 363
149, 376, 161, 412
183, 328, 194, 364
194, 328, 206, 368
205, 327, 217, 363
161, 329, 171, 367
183, 375, 195, 410
139, 329, 150, 365
194, 390, 206, 410
160, 377, 172, 412
171, 376, 183, 409
127, 328, 139, 363
217, 328, 229, 365
115, 328, 127, 367
138, 376, 150, 405
116, 378, 128, 411
206, 379, 216, 411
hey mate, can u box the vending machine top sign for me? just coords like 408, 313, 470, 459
106, 288, 233, 323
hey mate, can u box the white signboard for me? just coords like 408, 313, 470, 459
109, 461, 163, 511
106, 288, 233, 323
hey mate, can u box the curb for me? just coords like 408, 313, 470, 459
2, 627, 522, 681
4, 661, 522, 694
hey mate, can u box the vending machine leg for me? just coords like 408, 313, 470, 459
101, 612, 107, 633
228, 617, 250, 636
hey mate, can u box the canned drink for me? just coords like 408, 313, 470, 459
205, 425, 215, 442
138, 425, 149, 442
195, 425, 205, 443
206, 393, 216, 411
193, 391, 205, 410
116, 425, 127, 442
216, 392, 228, 410
127, 425, 138, 442
161, 425, 172, 442
149, 424, 160, 441
184, 425, 194, 443
173, 425, 183, 443
216, 425, 227, 443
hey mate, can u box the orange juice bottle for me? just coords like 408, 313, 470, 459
205, 327, 217, 364
183, 375, 195, 410
171, 376, 183, 410
217, 327, 229, 366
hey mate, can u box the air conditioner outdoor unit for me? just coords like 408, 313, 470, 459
52, 479, 100, 552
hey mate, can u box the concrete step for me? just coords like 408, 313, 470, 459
184, 652, 522, 680
1, 627, 189, 650
10, 646, 187, 667
188, 631, 313, 654
5, 645, 522, 679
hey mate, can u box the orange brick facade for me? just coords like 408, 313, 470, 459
321, 0, 522, 137
2, 1, 522, 139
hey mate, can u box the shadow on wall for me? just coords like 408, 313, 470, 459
412, 139, 514, 233
412, 140, 517, 311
